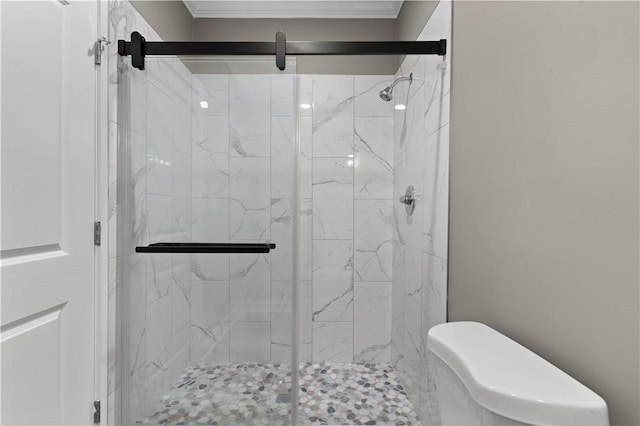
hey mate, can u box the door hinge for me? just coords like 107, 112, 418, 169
93, 400, 101, 424
94, 37, 111, 65
94, 221, 101, 246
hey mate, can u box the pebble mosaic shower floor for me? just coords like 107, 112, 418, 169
143, 363, 419, 426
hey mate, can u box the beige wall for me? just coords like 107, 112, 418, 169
448, 2, 639, 425
396, 0, 438, 41
130, 1, 192, 40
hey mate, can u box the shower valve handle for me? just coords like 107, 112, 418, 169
399, 194, 414, 205
399, 185, 417, 215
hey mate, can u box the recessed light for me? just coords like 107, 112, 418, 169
200, 101, 209, 109
300, 103, 311, 109
395, 104, 406, 110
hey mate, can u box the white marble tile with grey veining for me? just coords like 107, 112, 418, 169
423, 58, 449, 138
230, 322, 271, 363
191, 255, 229, 283
270, 198, 294, 281
354, 75, 395, 117
354, 200, 393, 282
170, 326, 190, 379
191, 198, 229, 243
192, 114, 229, 155
270, 280, 293, 363
146, 58, 192, 105
171, 255, 191, 335
271, 116, 296, 199
144, 366, 165, 418
312, 158, 353, 240
405, 87, 427, 191
422, 125, 449, 260
298, 75, 313, 117
230, 254, 271, 322
147, 194, 173, 244
126, 64, 149, 137
147, 84, 173, 196
394, 100, 409, 160
396, 56, 426, 98
192, 74, 229, 116
146, 294, 172, 370
172, 151, 191, 242
190, 183, 229, 286
128, 254, 146, 374
229, 157, 271, 240
299, 280, 313, 350
312, 75, 354, 157
421, 253, 447, 341
299, 116, 313, 199
390, 277, 405, 371
402, 294, 423, 416
128, 366, 146, 423
312, 322, 353, 363
354, 282, 392, 363
391, 198, 406, 372
298, 199, 313, 281
312, 240, 354, 322
354, 117, 394, 200
271, 74, 295, 117
146, 254, 172, 306
129, 129, 148, 247
172, 100, 191, 155
191, 115, 229, 199
419, 351, 442, 426
229, 75, 270, 157
191, 281, 230, 363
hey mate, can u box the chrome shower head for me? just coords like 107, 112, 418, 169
379, 86, 393, 102
379, 73, 413, 102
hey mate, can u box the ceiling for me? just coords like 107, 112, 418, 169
183, 1, 405, 19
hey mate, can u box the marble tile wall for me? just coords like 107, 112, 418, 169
299, 75, 396, 363
188, 72, 297, 366
391, 1, 451, 425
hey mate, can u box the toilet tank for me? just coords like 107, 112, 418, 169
426, 322, 609, 426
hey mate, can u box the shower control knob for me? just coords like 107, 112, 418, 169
399, 195, 413, 205
399, 185, 416, 215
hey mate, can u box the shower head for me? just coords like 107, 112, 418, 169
379, 73, 413, 102
379, 87, 393, 102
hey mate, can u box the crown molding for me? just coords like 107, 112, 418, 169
184, 1, 404, 19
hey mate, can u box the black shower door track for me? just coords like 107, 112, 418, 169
118, 31, 447, 71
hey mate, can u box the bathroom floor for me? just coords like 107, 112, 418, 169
143, 363, 419, 426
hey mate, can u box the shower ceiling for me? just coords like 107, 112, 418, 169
182, 0, 405, 19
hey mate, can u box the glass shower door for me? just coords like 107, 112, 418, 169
119, 56, 298, 425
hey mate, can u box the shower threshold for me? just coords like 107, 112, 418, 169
142, 362, 419, 426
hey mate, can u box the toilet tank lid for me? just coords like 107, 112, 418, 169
427, 322, 609, 426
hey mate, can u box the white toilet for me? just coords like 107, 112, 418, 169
427, 322, 609, 426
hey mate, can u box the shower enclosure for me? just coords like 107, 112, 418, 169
116, 7, 450, 422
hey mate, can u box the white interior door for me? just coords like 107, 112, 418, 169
1, 1, 98, 424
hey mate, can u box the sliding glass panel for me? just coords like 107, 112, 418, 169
119, 56, 298, 426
